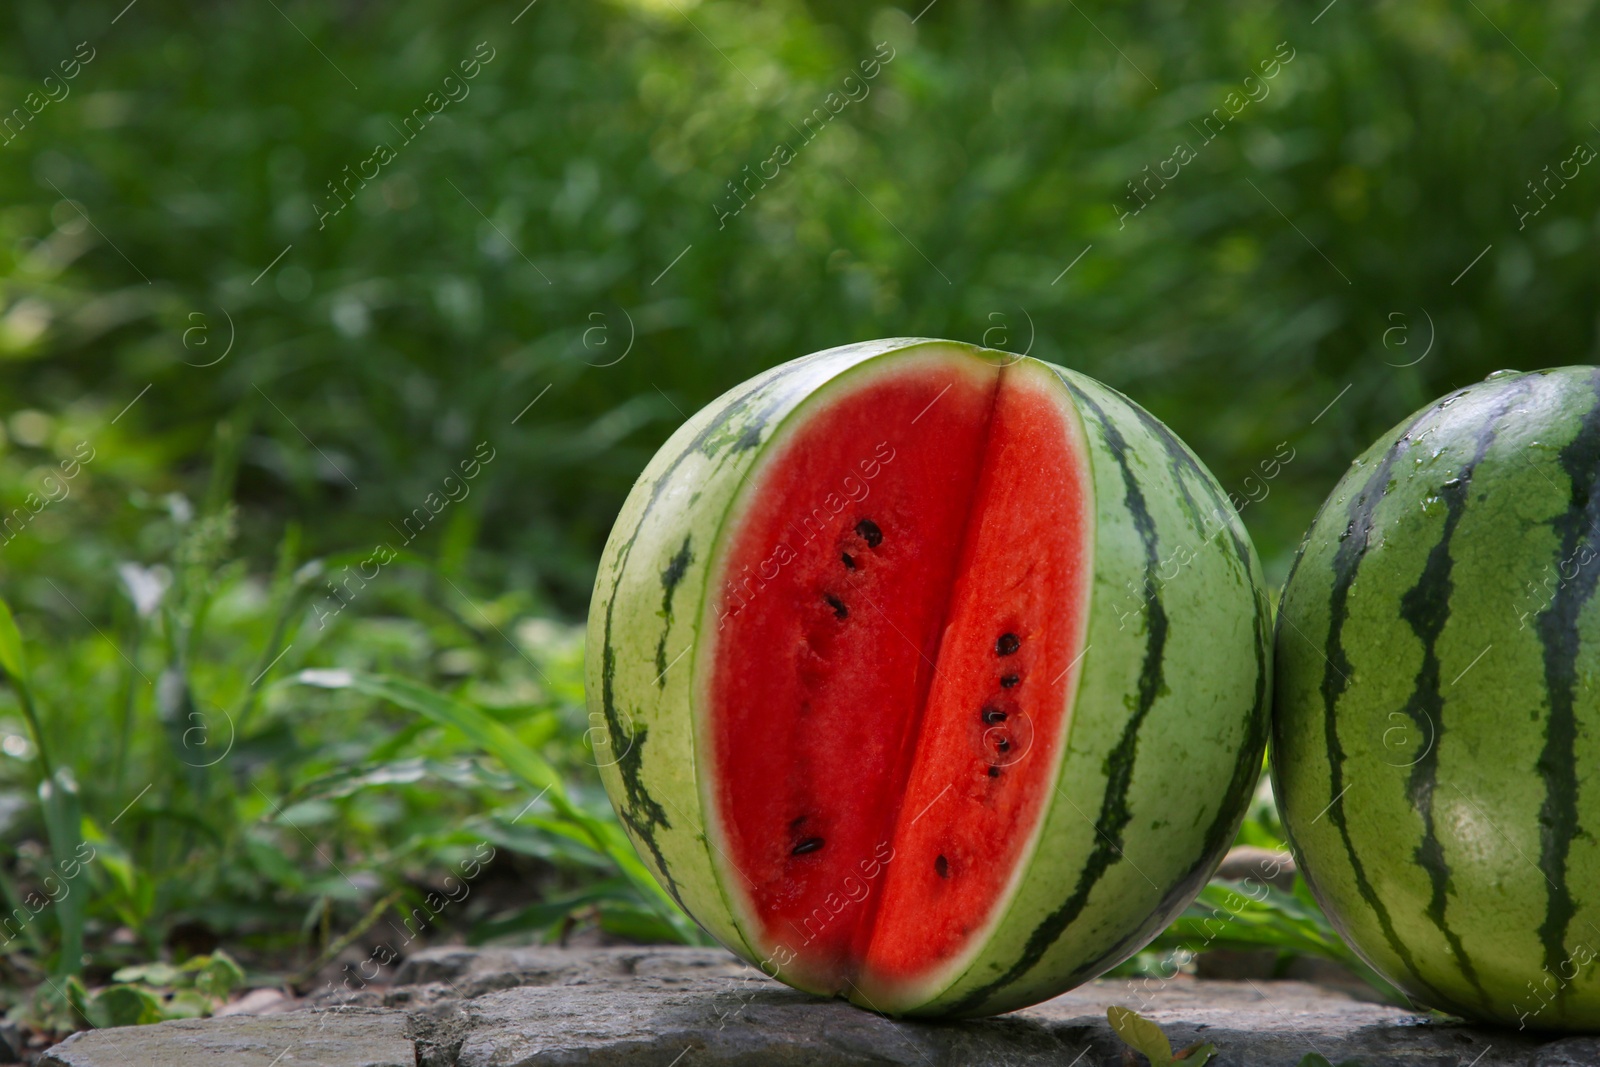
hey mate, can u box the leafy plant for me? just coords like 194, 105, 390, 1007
85, 950, 245, 1026
25, 950, 246, 1032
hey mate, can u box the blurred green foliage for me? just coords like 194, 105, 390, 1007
2, 0, 1597, 598
1, 0, 1597, 1031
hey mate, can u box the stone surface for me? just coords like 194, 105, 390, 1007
39, 1007, 413, 1067
39, 946, 1600, 1066
406, 960, 1517, 1067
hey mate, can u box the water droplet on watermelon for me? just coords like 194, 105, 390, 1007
841, 553, 857, 570
996, 632, 1020, 656
1485, 369, 1518, 380
792, 837, 825, 856
856, 519, 883, 547
935, 855, 949, 878
982, 707, 1007, 724
824, 593, 849, 619
1000, 674, 1020, 688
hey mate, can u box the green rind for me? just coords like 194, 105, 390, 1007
1273, 367, 1600, 1029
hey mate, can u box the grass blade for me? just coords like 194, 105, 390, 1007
38, 770, 86, 977
0, 593, 30, 685
0, 592, 50, 777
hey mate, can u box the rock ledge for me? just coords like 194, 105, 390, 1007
40, 946, 1592, 1066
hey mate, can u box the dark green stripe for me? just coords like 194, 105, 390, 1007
1395, 381, 1528, 1008
1306, 402, 1454, 1008
1534, 370, 1600, 1005
945, 375, 1167, 1014
600, 640, 680, 905
655, 535, 695, 686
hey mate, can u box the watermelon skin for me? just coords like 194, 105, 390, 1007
586, 338, 1269, 1017
1273, 367, 1600, 1030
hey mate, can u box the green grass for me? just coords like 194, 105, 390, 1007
0, 428, 702, 1032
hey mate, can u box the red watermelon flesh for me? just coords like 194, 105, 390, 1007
703, 354, 1092, 998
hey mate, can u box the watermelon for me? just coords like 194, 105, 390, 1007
1273, 366, 1600, 1030
586, 338, 1269, 1017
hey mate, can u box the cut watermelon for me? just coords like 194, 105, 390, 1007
589, 339, 1268, 1016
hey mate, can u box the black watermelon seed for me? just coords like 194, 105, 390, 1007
935, 855, 949, 878
824, 593, 849, 619
987, 766, 1000, 778
996, 737, 1012, 753
996, 633, 1020, 656
982, 707, 1007, 724
856, 519, 883, 548
792, 837, 825, 856
841, 552, 857, 570
1000, 674, 1020, 688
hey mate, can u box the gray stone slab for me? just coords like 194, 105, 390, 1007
410, 968, 1533, 1067
40, 1006, 414, 1067
39, 947, 1600, 1066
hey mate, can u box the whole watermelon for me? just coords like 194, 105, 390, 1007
587, 337, 1269, 1017
1274, 366, 1600, 1030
